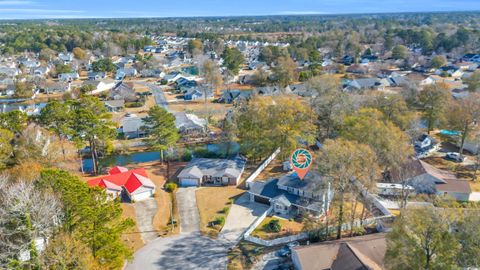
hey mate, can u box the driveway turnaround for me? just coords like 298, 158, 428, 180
176, 187, 200, 233
133, 198, 159, 244
125, 232, 227, 270
219, 193, 270, 246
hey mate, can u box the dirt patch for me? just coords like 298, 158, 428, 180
196, 186, 245, 238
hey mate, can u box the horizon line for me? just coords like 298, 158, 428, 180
0, 9, 479, 21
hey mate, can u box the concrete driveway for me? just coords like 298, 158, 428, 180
176, 187, 200, 233
219, 193, 270, 246
133, 198, 159, 244
125, 232, 227, 270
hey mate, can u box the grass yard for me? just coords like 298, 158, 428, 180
254, 158, 285, 181
169, 101, 233, 120
195, 186, 245, 238
470, 180, 480, 192
251, 216, 303, 240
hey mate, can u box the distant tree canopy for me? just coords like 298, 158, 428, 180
222, 47, 244, 75
91, 58, 116, 73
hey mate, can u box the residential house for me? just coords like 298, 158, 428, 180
435, 66, 464, 78
88, 71, 106, 81
218, 89, 252, 104
176, 77, 198, 89
177, 157, 247, 187
83, 79, 116, 95
248, 171, 333, 218
291, 233, 386, 270
344, 78, 386, 91
392, 159, 473, 201
58, 72, 79, 82
174, 112, 207, 136
462, 53, 480, 63
140, 69, 163, 78
184, 87, 214, 101
255, 86, 285, 96
120, 113, 146, 138
87, 166, 156, 201
104, 99, 125, 112
44, 82, 71, 94
109, 82, 137, 102
162, 71, 183, 83
58, 53, 73, 64
33, 66, 50, 77
116, 68, 138, 80
414, 134, 438, 156
0, 66, 20, 77
19, 59, 40, 69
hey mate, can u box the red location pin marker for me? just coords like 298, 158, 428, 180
290, 149, 313, 180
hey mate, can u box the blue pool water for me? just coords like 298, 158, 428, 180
440, 130, 460, 136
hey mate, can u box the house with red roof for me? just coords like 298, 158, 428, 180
87, 166, 156, 201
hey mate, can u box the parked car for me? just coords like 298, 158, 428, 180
277, 241, 300, 257
445, 152, 465, 163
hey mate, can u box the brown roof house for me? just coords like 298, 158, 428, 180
393, 159, 472, 201
291, 233, 387, 270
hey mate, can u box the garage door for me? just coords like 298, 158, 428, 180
254, 195, 270, 205
180, 178, 199, 187
132, 190, 153, 201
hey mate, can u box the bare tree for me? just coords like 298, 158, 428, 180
0, 176, 62, 268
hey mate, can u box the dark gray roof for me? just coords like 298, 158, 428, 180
249, 179, 325, 213
277, 171, 327, 191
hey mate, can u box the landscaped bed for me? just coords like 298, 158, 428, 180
251, 216, 303, 240
196, 186, 245, 238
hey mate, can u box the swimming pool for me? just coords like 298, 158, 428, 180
440, 130, 460, 136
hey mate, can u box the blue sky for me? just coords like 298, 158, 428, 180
0, 0, 479, 19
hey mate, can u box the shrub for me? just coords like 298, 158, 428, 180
214, 216, 225, 226
182, 149, 193, 161
265, 219, 281, 233
220, 206, 230, 215
164, 182, 177, 192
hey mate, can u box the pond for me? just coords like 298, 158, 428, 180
181, 66, 199, 76
82, 142, 240, 173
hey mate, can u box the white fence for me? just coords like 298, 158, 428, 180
244, 148, 281, 189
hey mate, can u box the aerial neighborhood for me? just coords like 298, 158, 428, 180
2, 8, 480, 270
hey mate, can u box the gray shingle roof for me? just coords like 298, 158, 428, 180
178, 157, 246, 180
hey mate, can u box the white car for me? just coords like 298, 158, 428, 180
445, 152, 465, 163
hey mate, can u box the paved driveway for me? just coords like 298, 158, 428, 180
176, 187, 200, 233
219, 193, 270, 246
125, 232, 227, 270
133, 198, 159, 244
